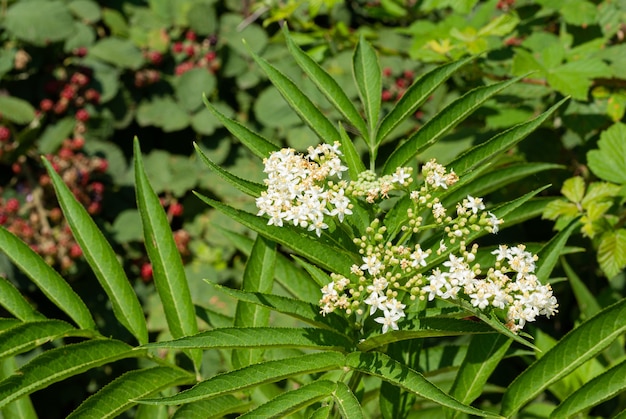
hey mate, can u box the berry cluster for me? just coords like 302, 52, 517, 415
1, 138, 108, 272
382, 67, 425, 120
172, 30, 220, 76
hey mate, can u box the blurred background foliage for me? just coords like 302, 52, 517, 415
1, 0, 625, 415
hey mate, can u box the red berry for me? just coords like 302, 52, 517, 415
73, 47, 88, 57
382, 67, 392, 77
72, 137, 85, 150
173, 42, 184, 53
40, 99, 54, 112
140, 263, 153, 281
84, 88, 100, 104
205, 51, 216, 62
403, 70, 414, 80
53, 100, 68, 115
90, 182, 105, 195
70, 73, 89, 87
185, 45, 195, 57
69, 243, 83, 258
169, 202, 184, 217
148, 51, 163, 66
87, 202, 101, 214
75, 109, 90, 122
0, 126, 10, 142
12, 162, 21, 174
5, 198, 19, 213
381, 90, 393, 102
97, 158, 108, 172
61, 85, 76, 99
185, 30, 197, 42
58, 147, 74, 159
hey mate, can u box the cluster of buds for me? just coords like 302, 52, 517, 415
40, 67, 100, 126
1, 137, 108, 272
172, 30, 220, 76
257, 144, 558, 335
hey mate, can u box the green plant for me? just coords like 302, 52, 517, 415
2, 26, 625, 418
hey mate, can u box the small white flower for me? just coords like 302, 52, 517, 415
360, 255, 383, 276
464, 195, 485, 214
374, 309, 403, 333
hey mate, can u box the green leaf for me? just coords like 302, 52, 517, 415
139, 352, 345, 405
5, 0, 75, 45
382, 76, 525, 175
206, 282, 350, 332
346, 352, 499, 417
175, 68, 216, 112
448, 334, 512, 417
67, 366, 194, 419
136, 96, 190, 132
597, 229, 626, 279
202, 94, 279, 159
551, 359, 626, 419
193, 143, 264, 197
561, 176, 585, 203
146, 327, 353, 352
0, 276, 45, 322
353, 36, 382, 137
450, 97, 568, 177
171, 395, 251, 418
0, 339, 143, 409
249, 48, 340, 143
232, 235, 277, 368
68, 0, 101, 23
500, 298, 626, 417
377, 57, 473, 145
0, 96, 36, 124
240, 380, 336, 418
0, 226, 96, 330
333, 381, 365, 419
561, 257, 601, 321
43, 158, 148, 345
284, 26, 368, 138
134, 139, 199, 364
535, 218, 580, 283
89, 37, 144, 69
587, 122, 626, 184
193, 193, 357, 278
0, 357, 37, 419
37, 117, 76, 154
0, 320, 94, 361
338, 124, 367, 181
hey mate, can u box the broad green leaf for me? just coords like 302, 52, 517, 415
376, 57, 473, 145
217, 228, 322, 303
353, 36, 382, 137
0, 276, 45, 322
382, 76, 525, 175
232, 235, 277, 368
561, 257, 601, 321
346, 352, 499, 417
67, 366, 194, 419
450, 98, 568, 177
134, 140, 200, 367
551, 359, 626, 418
0, 320, 94, 360
284, 27, 368, 137
193, 143, 263, 197
172, 395, 251, 418
561, 176, 585, 203
139, 352, 345, 405
43, 158, 148, 345
358, 318, 493, 352
0, 226, 96, 330
5, 0, 75, 46
249, 48, 340, 143
0, 357, 37, 419
0, 339, 144, 409
333, 381, 365, 419
146, 327, 353, 352
202, 94, 279, 159
535, 218, 580, 283
89, 37, 144, 69
206, 282, 350, 333
448, 334, 512, 418
0, 96, 36, 124
501, 298, 626, 417
311, 404, 333, 419
239, 380, 336, 418
587, 123, 626, 184
338, 123, 367, 181
193, 193, 357, 277
597, 229, 626, 279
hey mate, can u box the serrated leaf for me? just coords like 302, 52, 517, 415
239, 380, 336, 418
0, 226, 96, 330
0, 357, 37, 419
551, 359, 626, 419
353, 36, 381, 137
542, 199, 579, 221
535, 218, 580, 283
0, 276, 45, 322
500, 298, 626, 417
346, 352, 499, 417
193, 193, 357, 278
0, 339, 143, 409
146, 327, 353, 352
448, 334, 512, 418
338, 123, 366, 181
450, 97, 568, 177
597, 229, 626, 279
587, 122, 626, 184
561, 176, 585, 203
133, 139, 199, 364
249, 48, 340, 143
193, 143, 263, 197
202, 94, 278, 159
43, 158, 148, 344
0, 96, 36, 124
382, 76, 525, 175
284, 26, 368, 138
377, 57, 473, 145
5, 0, 75, 45
0, 320, 94, 361
206, 282, 350, 332
333, 381, 365, 419
67, 366, 194, 419
139, 351, 345, 405
171, 395, 251, 418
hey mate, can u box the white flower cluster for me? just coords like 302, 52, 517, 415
255, 142, 352, 237
423, 244, 558, 333
348, 167, 413, 203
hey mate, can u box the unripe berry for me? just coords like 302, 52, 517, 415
147, 51, 163, 66
381, 90, 393, 102
73, 47, 88, 57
